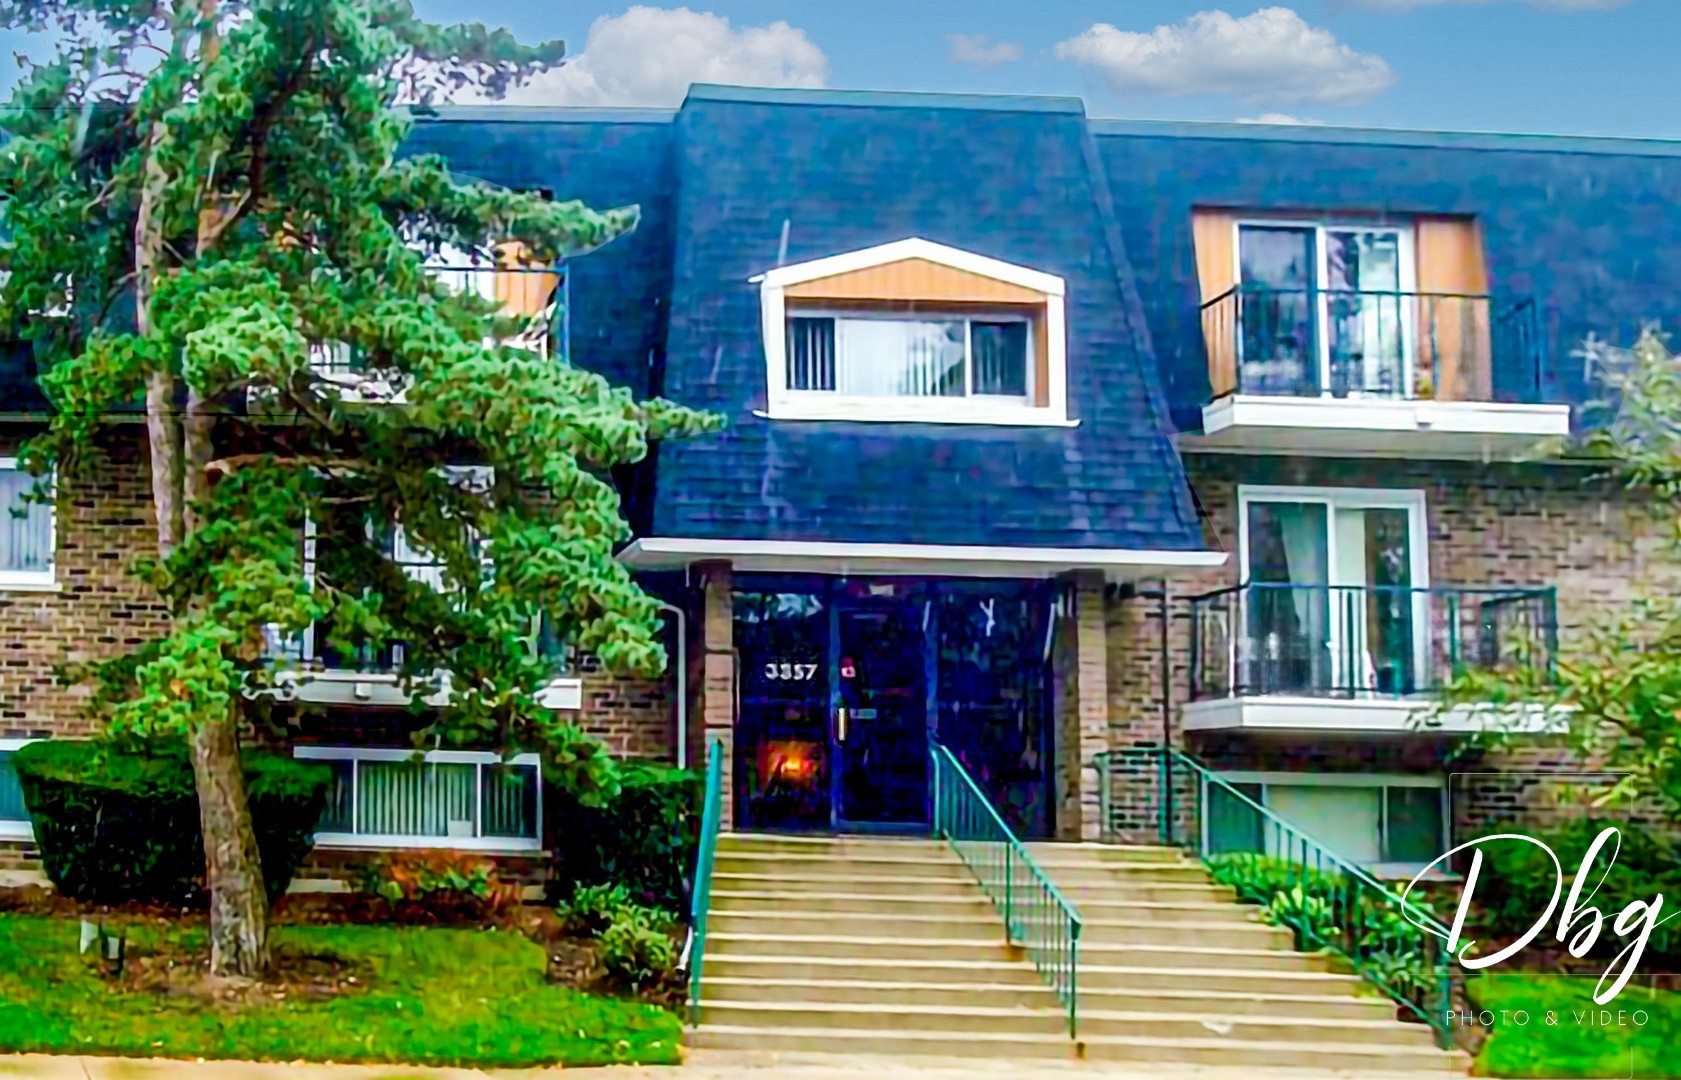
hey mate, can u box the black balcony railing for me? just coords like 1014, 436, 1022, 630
1189, 583, 1557, 701
1200, 286, 1541, 403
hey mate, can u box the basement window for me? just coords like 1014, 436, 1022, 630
296, 746, 541, 852
0, 739, 34, 841
0, 460, 53, 590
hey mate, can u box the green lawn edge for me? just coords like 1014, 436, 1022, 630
1467, 973, 1681, 1079
0, 915, 682, 1068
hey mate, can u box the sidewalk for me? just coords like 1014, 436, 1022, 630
0, 1050, 1464, 1079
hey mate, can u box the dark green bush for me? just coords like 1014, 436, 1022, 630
547, 761, 698, 915
599, 911, 678, 990
13, 741, 330, 906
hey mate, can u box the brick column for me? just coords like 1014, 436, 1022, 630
694, 560, 736, 831
1054, 570, 1110, 841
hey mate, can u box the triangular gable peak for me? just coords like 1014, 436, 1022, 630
754, 238, 1065, 300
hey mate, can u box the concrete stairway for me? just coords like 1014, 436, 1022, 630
690, 833, 1465, 1071
1028, 841, 1466, 1071
691, 833, 1074, 1059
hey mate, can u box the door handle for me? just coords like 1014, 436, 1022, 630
837, 706, 848, 743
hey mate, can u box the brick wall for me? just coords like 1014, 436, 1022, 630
572, 654, 675, 763
1100, 452, 1673, 844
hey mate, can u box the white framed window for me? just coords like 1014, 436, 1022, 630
0, 459, 54, 590
755, 237, 1071, 426
1237, 485, 1429, 696
1233, 219, 1416, 398
0, 738, 38, 841
295, 746, 542, 852
1206, 770, 1446, 876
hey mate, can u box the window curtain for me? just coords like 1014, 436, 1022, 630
835, 318, 965, 397
0, 470, 50, 575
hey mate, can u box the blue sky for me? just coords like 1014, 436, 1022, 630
6, 2, 1678, 137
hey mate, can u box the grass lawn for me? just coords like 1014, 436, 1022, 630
1468, 973, 1681, 1078
0, 914, 681, 1067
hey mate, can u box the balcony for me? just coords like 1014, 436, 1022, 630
1185, 287, 1571, 458
1184, 582, 1559, 735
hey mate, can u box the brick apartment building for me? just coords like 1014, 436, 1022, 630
2, 85, 1679, 882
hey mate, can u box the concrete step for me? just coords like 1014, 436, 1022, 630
690, 1024, 1071, 1061
702, 975, 1058, 1009
1075, 1008, 1435, 1048
1078, 984, 1399, 1022
701, 952, 1044, 987
718, 834, 949, 857
1025, 842, 1191, 866
1067, 897, 1266, 922
711, 871, 982, 898
1075, 963, 1361, 995
706, 931, 1019, 964
1077, 941, 1331, 973
712, 851, 971, 879
708, 909, 1007, 941
697, 999, 1069, 1038
710, 890, 994, 918
1058, 880, 1239, 903
1077, 918, 1293, 950
692, 1025, 1460, 1071
1037, 862, 1214, 886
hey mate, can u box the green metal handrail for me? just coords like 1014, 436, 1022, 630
930, 741, 1082, 1040
1095, 746, 1457, 1049
685, 737, 724, 1027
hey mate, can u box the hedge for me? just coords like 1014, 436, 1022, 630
13, 741, 331, 906
547, 761, 698, 916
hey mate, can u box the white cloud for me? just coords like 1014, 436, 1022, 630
1237, 113, 1327, 124
1054, 7, 1395, 107
1349, 0, 1629, 8
948, 34, 1024, 68
496, 6, 828, 107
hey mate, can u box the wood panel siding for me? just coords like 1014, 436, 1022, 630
1414, 217, 1491, 402
1192, 210, 1239, 397
783, 258, 1046, 304
493, 241, 563, 318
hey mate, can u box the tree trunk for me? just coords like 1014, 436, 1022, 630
190, 706, 269, 976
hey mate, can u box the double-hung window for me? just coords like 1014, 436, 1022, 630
0, 460, 54, 589
297, 747, 541, 851
0, 739, 35, 841
1206, 772, 1446, 874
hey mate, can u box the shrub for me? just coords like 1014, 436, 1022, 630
548, 762, 699, 916
13, 740, 329, 906
561, 882, 633, 936
355, 851, 520, 924
599, 910, 678, 990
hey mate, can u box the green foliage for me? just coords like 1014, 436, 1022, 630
549, 762, 698, 914
11, 741, 328, 905
598, 911, 677, 991
354, 851, 519, 924
0, 914, 680, 1066
1462, 817, 1681, 964
1206, 852, 1443, 1007
0, 0, 723, 854
560, 882, 633, 936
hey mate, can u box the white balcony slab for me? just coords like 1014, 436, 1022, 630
1182, 694, 1564, 735
1184, 394, 1572, 460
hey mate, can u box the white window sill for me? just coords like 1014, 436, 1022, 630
756, 405, 1078, 428
0, 821, 35, 842
0, 578, 59, 593
312, 833, 541, 854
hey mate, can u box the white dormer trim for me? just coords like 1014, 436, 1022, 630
752, 237, 1067, 296
754, 238, 1071, 426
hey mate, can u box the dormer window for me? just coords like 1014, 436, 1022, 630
756, 238, 1070, 425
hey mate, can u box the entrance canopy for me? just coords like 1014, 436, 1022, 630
619, 537, 1226, 582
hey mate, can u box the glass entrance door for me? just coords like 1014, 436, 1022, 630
832, 601, 930, 830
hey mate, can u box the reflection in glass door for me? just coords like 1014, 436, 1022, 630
833, 602, 930, 829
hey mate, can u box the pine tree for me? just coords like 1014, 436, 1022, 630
0, 0, 715, 975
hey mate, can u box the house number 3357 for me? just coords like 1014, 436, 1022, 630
764, 662, 818, 681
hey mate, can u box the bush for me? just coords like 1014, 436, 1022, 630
13, 740, 330, 906
560, 882, 633, 936
1466, 818, 1681, 964
599, 910, 677, 990
548, 762, 698, 916
355, 851, 520, 924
